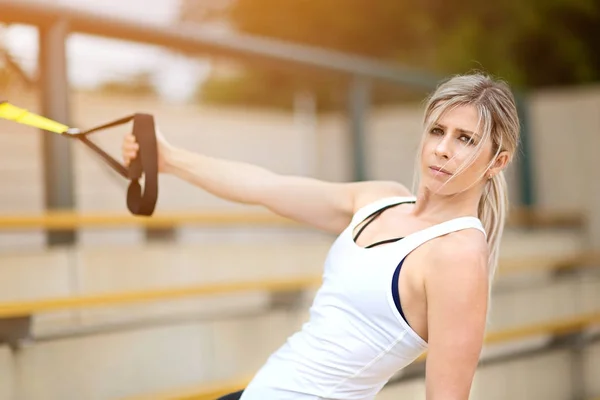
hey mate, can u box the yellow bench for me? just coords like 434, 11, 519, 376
507, 207, 583, 228
0, 276, 321, 319
120, 311, 600, 400
0, 210, 295, 230
0, 252, 598, 320
0, 207, 584, 230
121, 377, 249, 400
498, 251, 600, 275
0, 249, 595, 398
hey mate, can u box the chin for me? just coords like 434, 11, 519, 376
423, 182, 453, 196
422, 177, 463, 197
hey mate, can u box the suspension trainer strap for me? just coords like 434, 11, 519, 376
0, 101, 159, 216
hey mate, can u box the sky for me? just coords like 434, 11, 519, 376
2, 0, 219, 102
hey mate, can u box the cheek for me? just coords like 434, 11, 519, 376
420, 137, 435, 160
464, 153, 492, 180
452, 148, 488, 179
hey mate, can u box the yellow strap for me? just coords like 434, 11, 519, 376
0, 102, 70, 134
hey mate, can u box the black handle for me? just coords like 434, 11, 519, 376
126, 114, 158, 216
74, 113, 159, 216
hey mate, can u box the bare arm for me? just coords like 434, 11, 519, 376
123, 131, 411, 233
424, 234, 489, 400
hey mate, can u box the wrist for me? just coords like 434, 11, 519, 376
160, 144, 179, 174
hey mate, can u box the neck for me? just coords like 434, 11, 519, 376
411, 183, 485, 223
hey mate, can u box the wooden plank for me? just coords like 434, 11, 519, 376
508, 206, 584, 228
497, 252, 600, 275
0, 211, 296, 230
0, 208, 584, 230
0, 253, 598, 318
0, 276, 321, 318
484, 312, 600, 345
121, 377, 248, 400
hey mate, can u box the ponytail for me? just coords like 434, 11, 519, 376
478, 171, 509, 286
478, 171, 508, 326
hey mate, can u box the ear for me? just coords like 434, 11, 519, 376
488, 150, 510, 178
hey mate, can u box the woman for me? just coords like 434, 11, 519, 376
122, 73, 520, 400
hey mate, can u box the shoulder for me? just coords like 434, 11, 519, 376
423, 230, 489, 297
430, 229, 488, 267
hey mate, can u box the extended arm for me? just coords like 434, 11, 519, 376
123, 130, 411, 233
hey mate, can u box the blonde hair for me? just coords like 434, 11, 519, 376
414, 73, 520, 285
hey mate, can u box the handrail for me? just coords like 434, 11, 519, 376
120, 311, 600, 400
484, 312, 600, 345
0, 0, 440, 89
507, 207, 584, 228
498, 251, 600, 275
0, 207, 585, 230
0, 211, 296, 230
0, 276, 321, 319
121, 377, 249, 400
0, 252, 598, 319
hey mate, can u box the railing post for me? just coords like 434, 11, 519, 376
39, 18, 76, 246
348, 77, 371, 182
569, 332, 587, 400
583, 106, 600, 253
515, 93, 536, 208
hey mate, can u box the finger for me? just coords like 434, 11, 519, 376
122, 142, 139, 153
125, 150, 138, 160
124, 142, 139, 151
124, 134, 138, 146
123, 151, 138, 166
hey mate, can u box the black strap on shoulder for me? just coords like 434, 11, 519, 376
353, 203, 402, 242
71, 114, 158, 216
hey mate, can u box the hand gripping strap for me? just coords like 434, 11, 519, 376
77, 113, 158, 216
125, 114, 158, 216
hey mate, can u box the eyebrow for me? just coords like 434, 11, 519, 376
434, 123, 480, 138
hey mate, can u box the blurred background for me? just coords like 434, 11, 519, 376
0, 0, 599, 399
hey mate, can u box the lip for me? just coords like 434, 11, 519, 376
429, 166, 453, 176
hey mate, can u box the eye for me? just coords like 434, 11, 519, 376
430, 127, 444, 135
459, 134, 475, 145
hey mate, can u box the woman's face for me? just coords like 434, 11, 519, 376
420, 104, 501, 196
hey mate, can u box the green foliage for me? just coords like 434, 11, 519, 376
198, 0, 600, 109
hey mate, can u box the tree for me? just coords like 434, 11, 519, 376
193, 0, 600, 109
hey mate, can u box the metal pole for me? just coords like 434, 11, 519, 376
569, 333, 587, 400
39, 19, 76, 246
348, 77, 371, 181
583, 102, 600, 252
515, 93, 536, 207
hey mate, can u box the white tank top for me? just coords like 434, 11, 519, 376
241, 196, 486, 400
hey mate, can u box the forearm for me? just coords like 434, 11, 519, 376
163, 146, 277, 206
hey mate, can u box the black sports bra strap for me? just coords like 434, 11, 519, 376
353, 208, 384, 242
365, 237, 405, 249
353, 199, 417, 248
353, 202, 404, 242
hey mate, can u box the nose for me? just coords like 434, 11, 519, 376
434, 135, 452, 159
